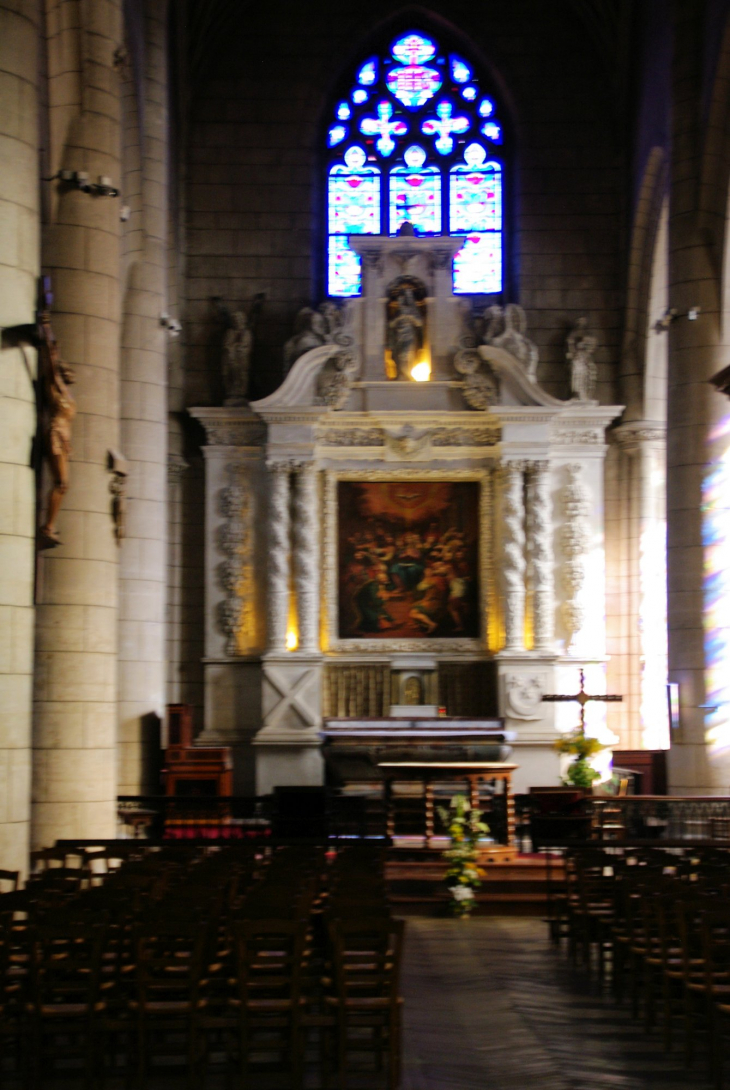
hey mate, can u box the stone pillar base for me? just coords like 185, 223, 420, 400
254, 653, 323, 794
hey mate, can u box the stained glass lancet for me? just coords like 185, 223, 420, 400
389, 145, 442, 234
327, 146, 381, 297
325, 30, 505, 296
450, 144, 502, 294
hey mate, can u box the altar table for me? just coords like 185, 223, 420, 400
377, 761, 518, 846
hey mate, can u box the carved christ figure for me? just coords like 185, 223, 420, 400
388, 287, 424, 380
39, 312, 76, 547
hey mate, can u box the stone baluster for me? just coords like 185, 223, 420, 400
501, 461, 526, 652
527, 461, 554, 651
266, 462, 291, 651
293, 463, 320, 653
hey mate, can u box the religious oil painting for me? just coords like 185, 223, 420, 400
337, 481, 480, 639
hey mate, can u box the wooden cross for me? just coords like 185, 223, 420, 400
541, 669, 622, 733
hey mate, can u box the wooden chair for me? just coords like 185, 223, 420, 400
0, 871, 19, 894
131, 916, 206, 1088
229, 917, 307, 1089
29, 922, 105, 1088
326, 917, 405, 1089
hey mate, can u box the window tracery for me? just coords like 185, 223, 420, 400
325, 30, 505, 298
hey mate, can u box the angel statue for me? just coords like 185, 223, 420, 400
483, 303, 539, 381
566, 317, 598, 402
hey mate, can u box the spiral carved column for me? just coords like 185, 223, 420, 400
527, 461, 554, 651
501, 461, 526, 652
293, 463, 320, 653
266, 463, 291, 652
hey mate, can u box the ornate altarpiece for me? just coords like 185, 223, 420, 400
191, 235, 622, 794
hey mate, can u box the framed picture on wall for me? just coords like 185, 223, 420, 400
335, 479, 481, 641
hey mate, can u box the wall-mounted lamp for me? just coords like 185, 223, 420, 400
53, 170, 120, 197
654, 306, 701, 332
160, 313, 182, 338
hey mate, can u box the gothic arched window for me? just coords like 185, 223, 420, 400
325, 30, 505, 298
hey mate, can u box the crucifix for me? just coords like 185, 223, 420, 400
541, 668, 622, 733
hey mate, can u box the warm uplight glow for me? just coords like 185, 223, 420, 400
286, 628, 298, 651
411, 358, 431, 382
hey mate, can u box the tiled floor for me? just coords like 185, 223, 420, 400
401, 917, 711, 1090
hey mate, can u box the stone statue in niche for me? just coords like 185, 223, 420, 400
283, 301, 345, 375
38, 310, 75, 548
386, 276, 427, 380
214, 293, 264, 405
566, 317, 598, 402
483, 303, 539, 381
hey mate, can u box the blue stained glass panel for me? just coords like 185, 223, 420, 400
481, 121, 502, 142
327, 153, 380, 296
358, 59, 377, 85
422, 101, 470, 154
462, 86, 477, 101
451, 56, 471, 83
328, 125, 347, 147
328, 237, 361, 297
337, 102, 351, 120
449, 158, 501, 232
389, 163, 441, 234
478, 98, 494, 117
352, 89, 368, 104
453, 233, 502, 294
386, 64, 442, 108
328, 161, 380, 235
392, 33, 436, 64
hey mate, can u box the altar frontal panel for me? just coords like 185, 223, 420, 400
337, 480, 480, 639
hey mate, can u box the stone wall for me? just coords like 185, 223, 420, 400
183, 0, 624, 408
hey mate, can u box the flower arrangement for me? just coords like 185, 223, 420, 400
554, 730, 606, 788
437, 794, 488, 917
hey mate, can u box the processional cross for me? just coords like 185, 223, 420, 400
541, 669, 622, 733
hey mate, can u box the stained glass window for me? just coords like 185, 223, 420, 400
325, 30, 505, 296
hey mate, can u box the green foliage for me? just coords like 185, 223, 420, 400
554, 729, 605, 789
437, 794, 489, 917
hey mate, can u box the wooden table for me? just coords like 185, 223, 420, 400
377, 761, 517, 846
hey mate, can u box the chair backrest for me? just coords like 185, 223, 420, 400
233, 918, 307, 1004
329, 917, 405, 1002
0, 870, 20, 893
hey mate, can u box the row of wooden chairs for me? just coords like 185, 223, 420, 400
0, 840, 404, 1088
554, 845, 730, 1088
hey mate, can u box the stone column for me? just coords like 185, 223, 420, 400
33, 0, 123, 847
266, 462, 291, 651
666, 2, 727, 791
118, 0, 169, 794
527, 461, 554, 651
0, 0, 39, 872
501, 461, 526, 652
293, 463, 320, 653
